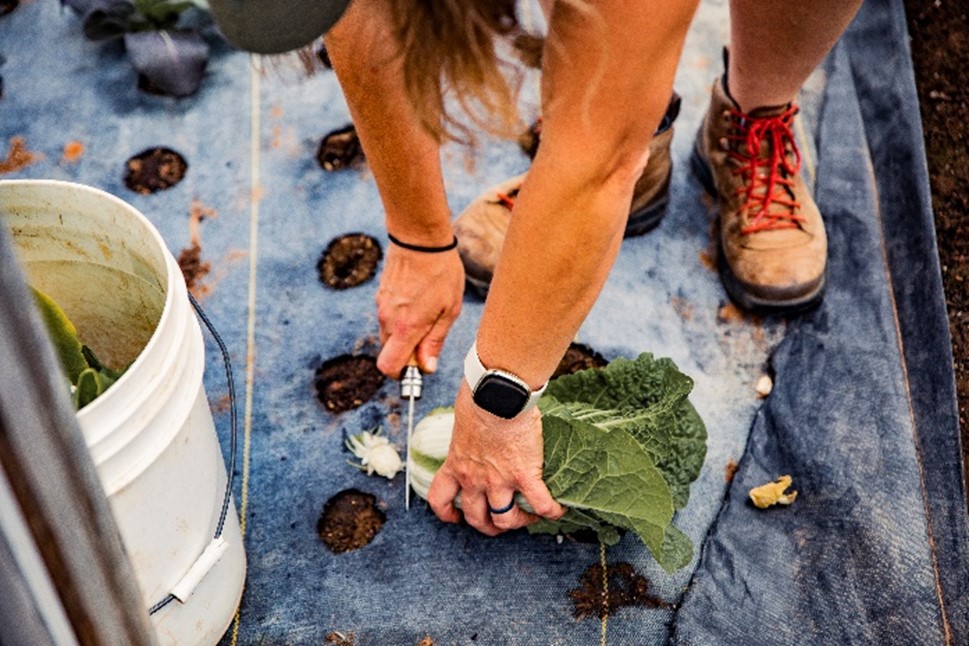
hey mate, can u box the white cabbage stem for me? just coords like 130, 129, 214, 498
407, 409, 534, 513
346, 429, 403, 479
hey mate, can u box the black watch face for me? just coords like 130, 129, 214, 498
473, 374, 530, 419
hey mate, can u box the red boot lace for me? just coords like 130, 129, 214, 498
496, 189, 518, 210
727, 104, 804, 234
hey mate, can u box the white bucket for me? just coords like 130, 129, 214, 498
1, 179, 246, 645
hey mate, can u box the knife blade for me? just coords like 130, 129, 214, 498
400, 360, 423, 510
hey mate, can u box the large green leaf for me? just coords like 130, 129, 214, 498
540, 414, 673, 562
528, 507, 623, 546
31, 288, 89, 383
541, 353, 707, 509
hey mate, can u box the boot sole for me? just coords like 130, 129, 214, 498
465, 171, 672, 298
690, 145, 825, 316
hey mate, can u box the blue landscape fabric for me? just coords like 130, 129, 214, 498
674, 6, 969, 639
0, 0, 965, 644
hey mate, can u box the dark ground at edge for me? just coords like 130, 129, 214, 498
904, 0, 969, 491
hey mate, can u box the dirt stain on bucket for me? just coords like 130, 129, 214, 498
124, 147, 188, 194
0, 136, 43, 174
317, 489, 386, 554
317, 124, 364, 171
318, 233, 382, 290
570, 562, 671, 620
552, 342, 608, 379
314, 354, 385, 413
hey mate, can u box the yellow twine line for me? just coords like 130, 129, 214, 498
600, 541, 609, 646
230, 54, 262, 646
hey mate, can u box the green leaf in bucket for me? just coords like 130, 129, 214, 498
73, 367, 118, 410
31, 287, 89, 383
33, 286, 127, 410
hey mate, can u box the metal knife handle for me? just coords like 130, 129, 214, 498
401, 364, 423, 400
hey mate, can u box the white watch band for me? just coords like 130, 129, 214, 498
464, 341, 547, 414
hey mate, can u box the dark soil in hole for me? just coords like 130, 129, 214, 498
318, 233, 382, 290
317, 123, 365, 171
324, 632, 355, 646
317, 489, 386, 554
0, 1, 18, 17
518, 118, 542, 160
123, 147, 187, 194
905, 0, 969, 487
570, 562, 671, 620
314, 354, 385, 413
552, 342, 608, 380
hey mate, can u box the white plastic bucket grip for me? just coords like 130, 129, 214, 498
148, 292, 240, 616
170, 537, 230, 603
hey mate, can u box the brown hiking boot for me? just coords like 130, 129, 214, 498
692, 77, 827, 313
455, 94, 681, 297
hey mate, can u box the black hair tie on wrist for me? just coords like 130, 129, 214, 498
387, 233, 458, 253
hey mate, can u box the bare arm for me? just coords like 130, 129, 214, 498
429, 0, 700, 535
325, 0, 463, 376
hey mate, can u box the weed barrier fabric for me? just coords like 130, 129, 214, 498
1, 0, 966, 644
674, 2, 969, 644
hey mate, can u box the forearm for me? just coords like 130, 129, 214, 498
324, 0, 452, 246
477, 0, 699, 386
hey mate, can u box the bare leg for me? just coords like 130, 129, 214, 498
728, 0, 863, 110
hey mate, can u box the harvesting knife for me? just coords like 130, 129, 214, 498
400, 359, 423, 510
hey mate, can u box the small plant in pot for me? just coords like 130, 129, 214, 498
61, 0, 215, 97
32, 287, 128, 410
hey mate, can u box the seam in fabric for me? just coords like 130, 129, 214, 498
871, 147, 952, 645
230, 54, 262, 646
600, 541, 609, 646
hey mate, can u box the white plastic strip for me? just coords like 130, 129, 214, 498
170, 537, 229, 603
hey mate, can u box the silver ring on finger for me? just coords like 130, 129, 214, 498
488, 498, 516, 515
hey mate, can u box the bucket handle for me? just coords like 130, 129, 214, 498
147, 294, 239, 616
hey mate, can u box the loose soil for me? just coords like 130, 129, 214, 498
318, 233, 382, 290
177, 243, 208, 296
314, 354, 385, 413
123, 147, 187, 194
905, 0, 969, 483
552, 342, 608, 380
317, 489, 386, 554
61, 140, 84, 163
0, 136, 42, 174
177, 201, 216, 299
569, 562, 671, 620
324, 631, 355, 645
317, 124, 365, 171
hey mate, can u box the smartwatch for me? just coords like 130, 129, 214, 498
464, 342, 547, 419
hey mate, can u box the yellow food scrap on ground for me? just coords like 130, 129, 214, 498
749, 475, 798, 509
755, 374, 773, 398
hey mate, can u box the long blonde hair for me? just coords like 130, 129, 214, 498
389, 0, 526, 144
